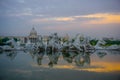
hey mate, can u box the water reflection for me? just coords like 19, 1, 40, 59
47, 51, 60, 67
62, 51, 91, 67
93, 50, 120, 58
0, 50, 120, 72
37, 52, 44, 65
94, 50, 108, 58
0, 51, 17, 60
74, 52, 90, 66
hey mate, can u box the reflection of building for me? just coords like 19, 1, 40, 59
28, 27, 38, 43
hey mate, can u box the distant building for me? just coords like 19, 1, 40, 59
43, 35, 49, 42
0, 27, 39, 44
64, 34, 69, 41
28, 27, 38, 43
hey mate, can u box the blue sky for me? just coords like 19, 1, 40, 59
0, 0, 120, 38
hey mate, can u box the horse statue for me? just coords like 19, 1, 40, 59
47, 33, 61, 52
94, 39, 106, 49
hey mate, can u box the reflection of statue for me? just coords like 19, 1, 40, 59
109, 50, 120, 54
62, 51, 78, 63
28, 50, 37, 60
94, 50, 108, 58
47, 51, 60, 67
74, 52, 90, 66
62, 52, 72, 63
36, 52, 44, 65
5, 51, 17, 60
48, 61, 53, 67
62, 51, 90, 67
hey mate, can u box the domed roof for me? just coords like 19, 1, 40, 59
29, 27, 37, 38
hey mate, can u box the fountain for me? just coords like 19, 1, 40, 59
94, 39, 106, 49
1, 38, 22, 51
25, 39, 34, 50
0, 33, 119, 52
72, 34, 83, 51
47, 33, 61, 52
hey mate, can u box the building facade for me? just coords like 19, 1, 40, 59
28, 27, 38, 43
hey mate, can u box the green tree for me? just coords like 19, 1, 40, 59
2, 37, 9, 43
13, 38, 18, 42
0, 37, 2, 44
105, 40, 120, 46
90, 39, 98, 46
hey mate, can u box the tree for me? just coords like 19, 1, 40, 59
2, 37, 9, 43
90, 39, 98, 46
13, 38, 18, 42
0, 37, 2, 44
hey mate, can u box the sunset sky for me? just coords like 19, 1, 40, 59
0, 0, 120, 38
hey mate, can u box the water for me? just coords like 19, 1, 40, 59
0, 50, 120, 80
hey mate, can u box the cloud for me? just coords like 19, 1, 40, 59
8, 8, 33, 17
9, 13, 32, 17
32, 17, 74, 22
9, 13, 45, 17
31, 13, 120, 25
35, 14, 45, 17
17, 0, 25, 3
54, 17, 74, 21
81, 13, 120, 24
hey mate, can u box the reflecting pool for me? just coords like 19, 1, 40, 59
0, 50, 120, 80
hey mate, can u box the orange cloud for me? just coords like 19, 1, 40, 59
83, 13, 120, 24
54, 17, 74, 21
31, 13, 120, 24
32, 17, 74, 22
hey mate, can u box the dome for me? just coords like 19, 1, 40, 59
29, 27, 37, 38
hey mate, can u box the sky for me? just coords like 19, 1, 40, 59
0, 0, 120, 38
